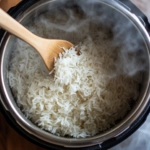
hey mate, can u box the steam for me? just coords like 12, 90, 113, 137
112, 17, 148, 76
34, 0, 148, 76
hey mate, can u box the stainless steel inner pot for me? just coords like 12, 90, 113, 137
0, 0, 150, 149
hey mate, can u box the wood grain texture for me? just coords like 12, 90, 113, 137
0, 112, 45, 150
0, 0, 21, 11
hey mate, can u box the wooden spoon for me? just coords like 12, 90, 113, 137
0, 8, 74, 71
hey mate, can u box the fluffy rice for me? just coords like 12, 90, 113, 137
8, 13, 141, 138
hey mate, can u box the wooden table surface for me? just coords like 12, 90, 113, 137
0, 0, 45, 150
0, 113, 45, 150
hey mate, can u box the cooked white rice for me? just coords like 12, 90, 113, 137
8, 12, 141, 138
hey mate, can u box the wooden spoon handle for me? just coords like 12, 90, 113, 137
0, 8, 39, 48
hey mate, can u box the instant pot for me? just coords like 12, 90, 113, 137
0, 0, 150, 150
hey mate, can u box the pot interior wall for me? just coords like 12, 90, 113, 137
1, 0, 150, 147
